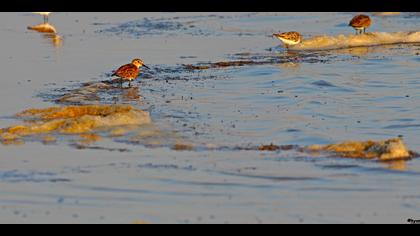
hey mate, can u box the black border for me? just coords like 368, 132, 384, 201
4, 0, 420, 12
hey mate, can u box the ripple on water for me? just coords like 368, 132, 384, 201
311, 80, 337, 87
217, 170, 321, 182
0, 170, 70, 183
384, 124, 420, 129
97, 17, 217, 38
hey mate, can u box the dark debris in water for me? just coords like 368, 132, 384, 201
184, 60, 264, 70
183, 51, 356, 71
97, 17, 216, 38
257, 144, 297, 151
98, 18, 183, 36
136, 138, 418, 162
172, 143, 194, 151
69, 143, 132, 153
311, 80, 337, 87
38, 48, 353, 107
137, 163, 196, 171
0, 170, 71, 183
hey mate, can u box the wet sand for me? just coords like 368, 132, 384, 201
0, 12, 420, 223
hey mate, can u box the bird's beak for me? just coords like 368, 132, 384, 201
143, 64, 150, 69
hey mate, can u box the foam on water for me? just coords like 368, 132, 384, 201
292, 31, 420, 51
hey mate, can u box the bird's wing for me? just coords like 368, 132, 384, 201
113, 64, 138, 77
359, 17, 371, 26
112, 64, 136, 77
350, 16, 370, 27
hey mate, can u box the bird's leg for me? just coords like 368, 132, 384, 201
44, 15, 48, 24
363, 28, 366, 34
128, 81, 132, 88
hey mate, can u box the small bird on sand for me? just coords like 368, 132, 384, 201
349, 14, 371, 35
112, 58, 150, 88
273, 31, 302, 49
32, 12, 51, 24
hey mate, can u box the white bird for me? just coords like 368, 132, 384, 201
32, 12, 51, 23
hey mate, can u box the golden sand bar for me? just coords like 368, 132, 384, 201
0, 105, 151, 143
306, 138, 413, 161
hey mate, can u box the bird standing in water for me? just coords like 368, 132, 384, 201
273, 31, 302, 50
112, 58, 150, 88
349, 14, 372, 35
32, 12, 51, 24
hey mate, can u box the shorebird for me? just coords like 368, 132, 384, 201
349, 14, 371, 35
27, 23, 57, 34
32, 12, 51, 24
112, 58, 150, 87
273, 31, 302, 49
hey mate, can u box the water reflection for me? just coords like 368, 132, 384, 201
333, 46, 371, 57
27, 15, 62, 48
112, 86, 142, 104
278, 61, 300, 70
330, 44, 408, 57
383, 160, 407, 171
1, 139, 24, 146
42, 33, 62, 48
122, 86, 141, 101
275, 50, 301, 70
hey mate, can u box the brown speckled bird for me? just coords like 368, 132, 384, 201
112, 58, 149, 87
273, 31, 302, 49
349, 14, 372, 35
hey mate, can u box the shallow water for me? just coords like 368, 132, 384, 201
0, 12, 420, 223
